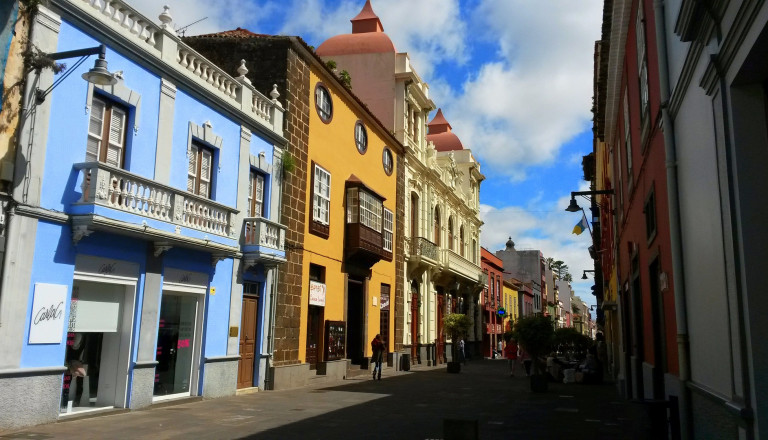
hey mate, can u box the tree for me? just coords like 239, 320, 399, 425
512, 314, 555, 376
443, 313, 471, 369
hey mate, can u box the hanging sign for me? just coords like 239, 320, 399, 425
309, 281, 326, 306
29, 283, 68, 344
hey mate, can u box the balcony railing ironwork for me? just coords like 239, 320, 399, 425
410, 236, 438, 261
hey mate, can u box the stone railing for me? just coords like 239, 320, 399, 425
62, 0, 284, 136
442, 249, 482, 283
410, 237, 439, 261
243, 217, 285, 251
176, 47, 238, 99
480, 271, 489, 286
75, 162, 236, 237
79, 0, 161, 54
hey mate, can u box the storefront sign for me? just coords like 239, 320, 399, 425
29, 283, 68, 344
74, 255, 139, 279
380, 292, 390, 311
165, 268, 208, 287
309, 281, 326, 306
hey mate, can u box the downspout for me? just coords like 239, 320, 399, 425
264, 267, 278, 390
652, 1, 691, 438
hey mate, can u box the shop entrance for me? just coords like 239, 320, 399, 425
153, 293, 200, 399
306, 305, 324, 369
346, 278, 365, 365
60, 280, 135, 415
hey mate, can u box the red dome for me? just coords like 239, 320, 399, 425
316, 1, 396, 56
427, 109, 464, 151
316, 32, 395, 56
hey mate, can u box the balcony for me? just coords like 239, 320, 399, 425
442, 249, 482, 283
72, 162, 237, 249
242, 217, 286, 266
345, 222, 389, 267
406, 237, 439, 278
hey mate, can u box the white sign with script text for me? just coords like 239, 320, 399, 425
29, 283, 68, 344
309, 281, 326, 306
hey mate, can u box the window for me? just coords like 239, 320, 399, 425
645, 189, 657, 242
472, 239, 477, 263
358, 189, 382, 231
248, 170, 265, 217
87, 96, 128, 167
434, 206, 440, 246
459, 226, 465, 257
187, 141, 213, 198
355, 121, 367, 154
636, 1, 649, 122
382, 147, 393, 175
623, 90, 633, 187
410, 193, 419, 240
383, 208, 393, 252
312, 163, 331, 226
448, 217, 454, 251
315, 83, 332, 123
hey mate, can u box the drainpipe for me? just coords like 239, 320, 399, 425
264, 268, 278, 390
653, 1, 691, 438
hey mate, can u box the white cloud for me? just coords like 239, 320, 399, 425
480, 188, 598, 307
127, 0, 269, 36
433, 0, 603, 177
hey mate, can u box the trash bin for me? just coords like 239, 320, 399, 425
400, 353, 410, 371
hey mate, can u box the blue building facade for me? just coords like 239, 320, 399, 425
0, 0, 287, 429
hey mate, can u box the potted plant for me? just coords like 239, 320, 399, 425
513, 314, 555, 392
443, 313, 471, 373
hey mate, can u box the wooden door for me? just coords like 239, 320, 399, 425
237, 296, 258, 389
437, 294, 445, 363
306, 306, 323, 369
411, 287, 419, 360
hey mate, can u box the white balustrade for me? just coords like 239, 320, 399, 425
76, 162, 235, 237
442, 248, 482, 282
82, 0, 160, 50
176, 48, 238, 99
252, 94, 272, 125
243, 217, 285, 251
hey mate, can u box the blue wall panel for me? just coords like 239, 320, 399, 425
170, 90, 240, 207
43, 21, 160, 211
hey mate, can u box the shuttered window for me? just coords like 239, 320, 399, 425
313, 164, 331, 225
188, 142, 213, 198
87, 96, 127, 168
248, 171, 265, 217
383, 208, 393, 252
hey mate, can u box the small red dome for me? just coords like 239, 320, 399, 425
427, 109, 464, 151
316, 1, 396, 56
316, 32, 395, 56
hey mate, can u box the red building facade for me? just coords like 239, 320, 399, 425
480, 248, 503, 358
595, 0, 679, 414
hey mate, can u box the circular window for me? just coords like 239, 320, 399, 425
314, 83, 333, 123
354, 121, 368, 154
382, 147, 393, 176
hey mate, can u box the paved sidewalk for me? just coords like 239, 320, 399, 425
0, 359, 652, 440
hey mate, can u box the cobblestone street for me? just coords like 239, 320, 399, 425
1, 359, 651, 440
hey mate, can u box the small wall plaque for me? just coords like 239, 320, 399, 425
229, 326, 239, 337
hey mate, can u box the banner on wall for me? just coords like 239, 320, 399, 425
29, 283, 68, 344
309, 281, 326, 306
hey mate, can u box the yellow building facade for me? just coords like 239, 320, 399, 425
299, 65, 402, 371
502, 279, 519, 332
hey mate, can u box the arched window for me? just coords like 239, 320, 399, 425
460, 226, 465, 257
434, 206, 441, 246
410, 193, 419, 240
448, 217, 454, 251
472, 239, 477, 263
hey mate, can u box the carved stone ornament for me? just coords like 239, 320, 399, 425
154, 243, 173, 257
95, 173, 110, 201
72, 225, 93, 245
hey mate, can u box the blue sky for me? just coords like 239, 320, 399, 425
130, 0, 603, 307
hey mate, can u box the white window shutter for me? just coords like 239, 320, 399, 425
187, 145, 198, 193
199, 149, 211, 197
87, 99, 105, 162
106, 107, 126, 167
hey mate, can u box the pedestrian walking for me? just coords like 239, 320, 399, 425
505, 338, 518, 376
497, 339, 503, 359
520, 347, 532, 376
458, 338, 466, 364
371, 334, 384, 380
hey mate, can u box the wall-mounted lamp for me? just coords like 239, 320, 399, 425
564, 190, 614, 212
582, 269, 595, 280
35, 44, 117, 103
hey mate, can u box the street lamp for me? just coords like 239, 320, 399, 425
35, 44, 117, 103
564, 190, 614, 213
582, 270, 595, 280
